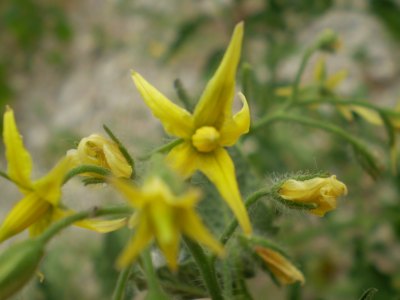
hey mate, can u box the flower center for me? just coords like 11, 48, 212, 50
192, 126, 220, 153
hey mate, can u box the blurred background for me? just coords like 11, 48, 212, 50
1, 0, 400, 299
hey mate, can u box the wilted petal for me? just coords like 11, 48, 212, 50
219, 93, 250, 146
350, 106, 383, 125
75, 217, 127, 233
3, 106, 33, 192
116, 218, 153, 269
0, 194, 49, 242
275, 87, 293, 97
181, 210, 224, 256
166, 142, 198, 178
193, 22, 243, 129
325, 69, 347, 90
255, 246, 305, 285
131, 71, 193, 138
197, 148, 252, 235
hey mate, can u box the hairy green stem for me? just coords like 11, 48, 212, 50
219, 188, 271, 245
37, 206, 132, 244
299, 98, 400, 117
184, 237, 223, 300
252, 112, 380, 178
112, 266, 132, 300
252, 112, 376, 163
141, 248, 169, 299
282, 45, 317, 110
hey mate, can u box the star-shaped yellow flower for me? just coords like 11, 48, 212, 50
131, 22, 252, 235
0, 107, 124, 242
111, 176, 224, 270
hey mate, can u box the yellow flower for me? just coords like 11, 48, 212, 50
111, 176, 224, 270
255, 246, 305, 285
131, 22, 252, 235
68, 134, 133, 178
278, 175, 347, 216
0, 107, 124, 242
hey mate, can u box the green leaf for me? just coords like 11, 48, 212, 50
358, 288, 378, 300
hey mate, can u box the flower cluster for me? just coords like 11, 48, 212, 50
0, 21, 357, 300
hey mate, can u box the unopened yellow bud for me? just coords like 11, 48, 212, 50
316, 29, 341, 53
279, 175, 347, 216
192, 126, 220, 152
255, 246, 305, 285
0, 239, 44, 299
68, 134, 132, 178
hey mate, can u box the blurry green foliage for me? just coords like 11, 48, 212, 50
369, 0, 400, 41
0, 0, 72, 109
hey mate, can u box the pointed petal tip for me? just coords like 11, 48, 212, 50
235, 21, 244, 30
130, 69, 137, 77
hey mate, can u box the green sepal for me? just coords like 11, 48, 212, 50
0, 239, 45, 299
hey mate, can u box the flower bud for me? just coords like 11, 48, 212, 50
68, 134, 133, 178
278, 175, 347, 216
0, 239, 44, 299
315, 29, 341, 53
254, 246, 305, 285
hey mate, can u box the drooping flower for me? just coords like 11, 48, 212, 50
111, 176, 224, 270
0, 107, 124, 243
255, 246, 305, 285
278, 175, 347, 216
131, 22, 252, 234
67, 134, 133, 178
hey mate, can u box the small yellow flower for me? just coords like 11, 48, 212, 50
0, 107, 72, 242
131, 22, 252, 234
111, 176, 224, 270
255, 246, 305, 285
68, 134, 132, 178
278, 175, 347, 216
0, 107, 124, 242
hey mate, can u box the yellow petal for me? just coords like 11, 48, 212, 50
219, 93, 250, 146
75, 217, 127, 233
196, 148, 252, 235
131, 71, 193, 138
3, 106, 33, 192
29, 206, 58, 237
116, 218, 153, 269
0, 194, 50, 242
325, 69, 347, 90
156, 222, 180, 271
193, 22, 243, 129
166, 142, 198, 178
350, 106, 383, 126
181, 210, 224, 257
313, 57, 326, 82
103, 144, 133, 178
109, 178, 145, 208
34, 157, 72, 206
149, 200, 175, 246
